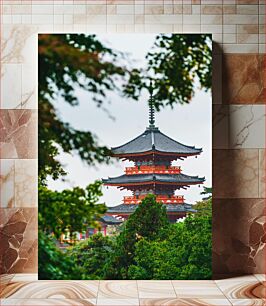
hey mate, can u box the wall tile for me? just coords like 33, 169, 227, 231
0, 110, 37, 159
1, 64, 22, 109
259, 149, 265, 199
0, 160, 15, 208
0, 208, 37, 274
213, 105, 229, 149
201, 5, 223, 14
213, 199, 265, 276
1, 25, 38, 65
222, 54, 265, 104
213, 149, 259, 198
229, 105, 265, 149
15, 160, 37, 208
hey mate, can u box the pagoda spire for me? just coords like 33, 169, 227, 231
148, 84, 155, 128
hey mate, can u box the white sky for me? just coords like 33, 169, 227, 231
47, 34, 212, 206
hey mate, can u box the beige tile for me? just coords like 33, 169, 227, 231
223, 25, 236, 33
201, 15, 223, 24
183, 24, 201, 33
254, 274, 266, 282
237, 25, 259, 34
223, 14, 258, 24
144, 5, 164, 14
202, 5, 223, 14
215, 276, 262, 299
12, 5, 31, 14
229, 300, 266, 305
116, 5, 134, 14
173, 4, 182, 14
172, 281, 225, 298
135, 4, 144, 14
182, 5, 192, 14
223, 5, 237, 14
0, 299, 96, 305
163, 4, 174, 14
97, 299, 139, 305
213, 105, 229, 149
107, 15, 134, 25
15, 159, 37, 207
237, 4, 259, 14
98, 281, 138, 299
237, 33, 259, 43
229, 105, 265, 149
32, 14, 54, 24
222, 43, 258, 53
1, 281, 99, 299
0, 159, 15, 208
192, 5, 200, 14
1, 64, 21, 109
213, 149, 259, 198
144, 14, 182, 24
11, 274, 38, 282
201, 24, 222, 33
107, 5, 116, 15
183, 14, 200, 24
86, 5, 106, 15
223, 33, 236, 43
32, 4, 53, 14
138, 281, 176, 298
140, 298, 232, 305
258, 149, 265, 198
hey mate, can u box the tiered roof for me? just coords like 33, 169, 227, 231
111, 127, 202, 158
106, 203, 196, 214
103, 173, 204, 186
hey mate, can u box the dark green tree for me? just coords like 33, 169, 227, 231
124, 34, 212, 110
68, 233, 114, 280
38, 230, 83, 280
105, 194, 170, 279
38, 34, 130, 182
38, 180, 106, 239
128, 198, 212, 280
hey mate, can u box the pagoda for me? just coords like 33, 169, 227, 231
102, 92, 205, 223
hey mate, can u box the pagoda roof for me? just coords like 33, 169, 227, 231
103, 173, 205, 186
99, 215, 123, 225
106, 203, 196, 214
111, 127, 202, 157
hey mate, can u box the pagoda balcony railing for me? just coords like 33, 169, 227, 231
123, 195, 184, 204
125, 165, 181, 175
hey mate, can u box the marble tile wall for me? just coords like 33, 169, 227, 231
0, 0, 265, 278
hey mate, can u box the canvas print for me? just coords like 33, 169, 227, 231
38, 34, 212, 280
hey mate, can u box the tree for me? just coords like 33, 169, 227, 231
128, 198, 212, 280
105, 195, 170, 279
38, 230, 83, 280
124, 34, 212, 110
38, 34, 131, 182
38, 180, 106, 239
68, 233, 114, 280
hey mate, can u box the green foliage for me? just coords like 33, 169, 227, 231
105, 194, 171, 279
68, 233, 114, 280
38, 230, 82, 280
40, 196, 212, 280
38, 181, 106, 239
124, 34, 212, 110
128, 199, 212, 280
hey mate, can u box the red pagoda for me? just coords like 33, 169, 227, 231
103, 93, 205, 223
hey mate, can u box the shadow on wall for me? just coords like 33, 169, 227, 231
212, 41, 266, 279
